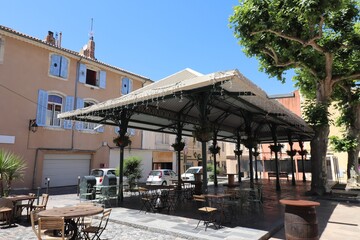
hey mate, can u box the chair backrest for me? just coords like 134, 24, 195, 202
28, 193, 36, 205
97, 208, 112, 234
40, 194, 49, 209
30, 209, 42, 234
38, 216, 65, 240
0, 198, 13, 208
0, 198, 13, 221
193, 194, 206, 207
193, 195, 206, 202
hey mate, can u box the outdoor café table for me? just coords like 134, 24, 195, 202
141, 185, 175, 212
5, 194, 37, 221
203, 193, 232, 226
38, 204, 104, 240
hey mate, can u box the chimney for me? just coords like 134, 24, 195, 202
45, 31, 56, 46
79, 37, 96, 59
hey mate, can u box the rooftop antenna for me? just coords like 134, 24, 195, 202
89, 18, 94, 40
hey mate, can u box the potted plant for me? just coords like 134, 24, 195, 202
0, 149, 26, 197
113, 135, 132, 148
286, 150, 298, 157
234, 149, 243, 156
171, 140, 185, 151
243, 137, 258, 149
269, 144, 284, 153
298, 149, 308, 156
209, 145, 221, 155
193, 122, 213, 142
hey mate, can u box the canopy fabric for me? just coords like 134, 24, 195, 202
58, 68, 313, 143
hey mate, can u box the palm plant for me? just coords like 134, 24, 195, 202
0, 149, 27, 196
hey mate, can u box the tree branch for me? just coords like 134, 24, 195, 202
262, 47, 296, 67
251, 16, 327, 53
333, 73, 360, 83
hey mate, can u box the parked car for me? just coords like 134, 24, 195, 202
146, 169, 177, 186
181, 166, 202, 181
90, 168, 128, 188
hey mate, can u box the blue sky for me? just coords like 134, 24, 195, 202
1, 0, 297, 95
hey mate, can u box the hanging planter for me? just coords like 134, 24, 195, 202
193, 122, 213, 142
171, 141, 185, 151
209, 145, 221, 155
269, 144, 283, 153
113, 135, 132, 149
243, 137, 258, 149
253, 151, 260, 157
298, 149, 308, 156
286, 150, 298, 157
234, 149, 243, 156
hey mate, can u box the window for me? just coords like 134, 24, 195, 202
0, 37, 4, 64
83, 101, 96, 130
155, 133, 169, 144
37, 90, 73, 128
78, 63, 106, 89
121, 77, 133, 94
46, 94, 63, 127
49, 54, 68, 79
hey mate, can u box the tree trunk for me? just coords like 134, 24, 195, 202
310, 124, 329, 195
310, 81, 332, 195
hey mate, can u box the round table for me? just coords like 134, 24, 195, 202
38, 205, 104, 240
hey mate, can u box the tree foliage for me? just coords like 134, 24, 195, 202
0, 149, 27, 196
122, 156, 142, 189
230, 0, 360, 195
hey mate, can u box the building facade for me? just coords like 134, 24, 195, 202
0, 25, 151, 190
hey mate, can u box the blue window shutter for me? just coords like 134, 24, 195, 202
78, 63, 87, 83
36, 89, 48, 126
128, 79, 133, 92
63, 96, 74, 129
75, 98, 84, 130
50, 54, 61, 76
128, 128, 135, 136
99, 70, 106, 89
121, 78, 130, 94
60, 57, 68, 79
97, 125, 104, 133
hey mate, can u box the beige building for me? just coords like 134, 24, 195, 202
0, 25, 151, 190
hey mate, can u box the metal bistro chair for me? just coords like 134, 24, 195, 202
193, 195, 218, 231
82, 208, 112, 240
32, 194, 49, 211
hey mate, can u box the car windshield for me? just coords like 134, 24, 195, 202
185, 168, 200, 174
149, 170, 161, 176
90, 169, 104, 177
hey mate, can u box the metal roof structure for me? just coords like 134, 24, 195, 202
58, 68, 313, 143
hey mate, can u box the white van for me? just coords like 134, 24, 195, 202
181, 166, 203, 181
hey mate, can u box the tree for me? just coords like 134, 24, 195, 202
330, 80, 360, 178
121, 156, 142, 190
0, 149, 27, 196
230, 0, 360, 195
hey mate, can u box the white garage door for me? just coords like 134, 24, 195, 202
42, 154, 91, 187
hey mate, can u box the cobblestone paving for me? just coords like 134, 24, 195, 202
0, 219, 187, 240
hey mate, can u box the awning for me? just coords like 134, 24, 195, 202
58, 68, 313, 143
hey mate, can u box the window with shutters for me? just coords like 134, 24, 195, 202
46, 94, 63, 127
83, 100, 98, 130
121, 77, 133, 95
78, 63, 106, 89
49, 53, 69, 79
0, 36, 4, 64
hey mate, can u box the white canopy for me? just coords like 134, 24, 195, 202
58, 68, 313, 143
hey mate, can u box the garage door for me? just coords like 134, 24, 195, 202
42, 154, 91, 187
